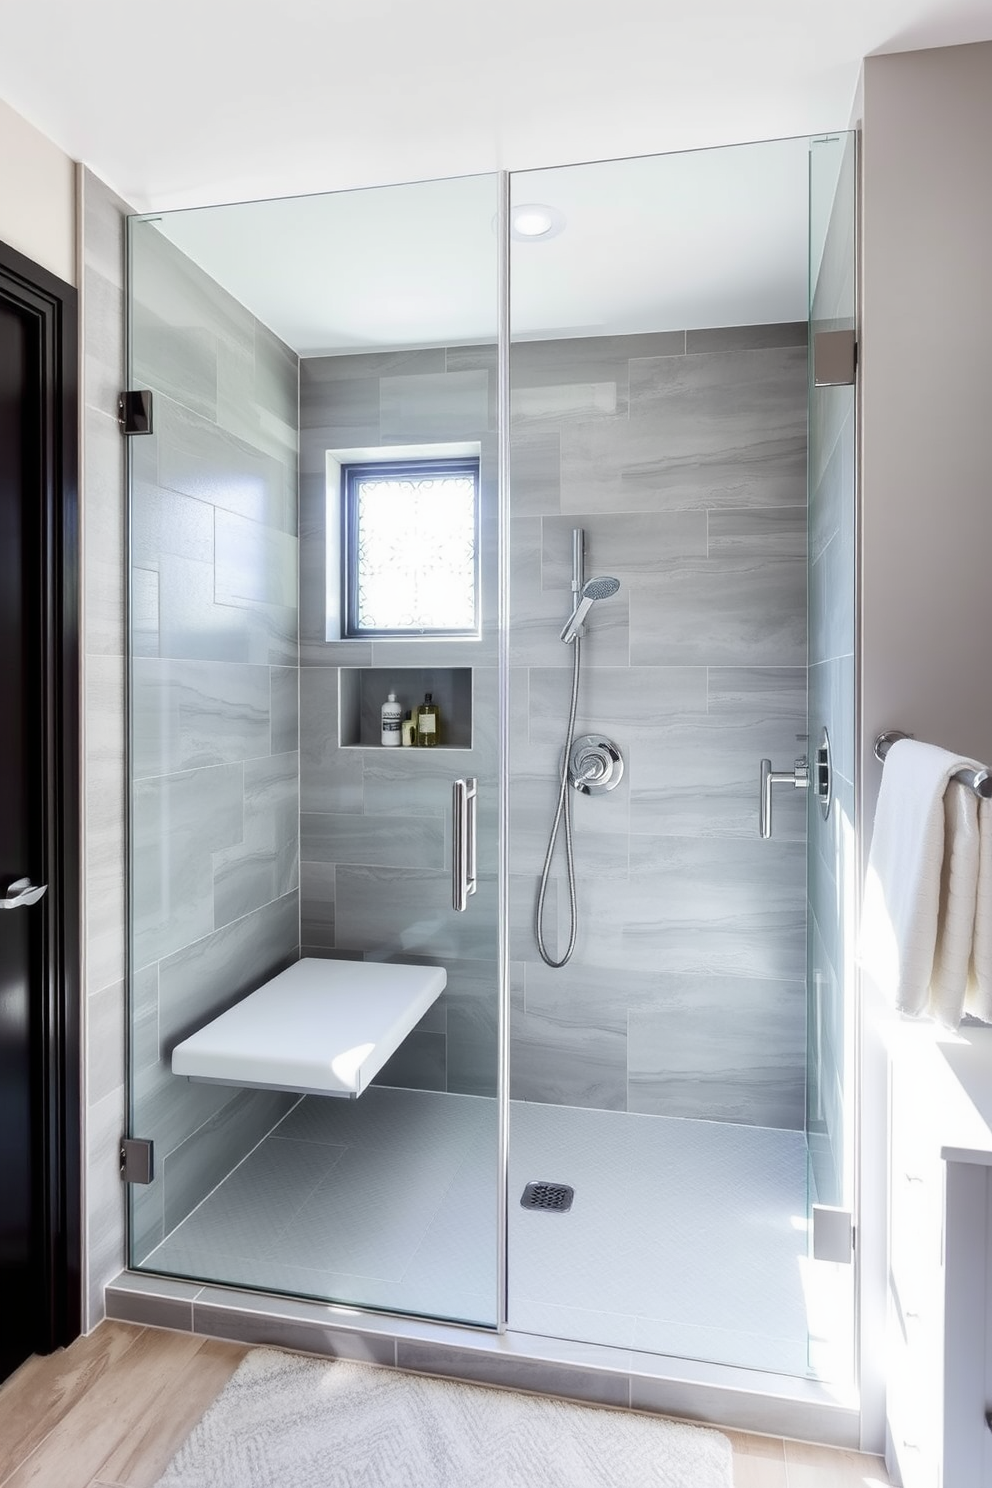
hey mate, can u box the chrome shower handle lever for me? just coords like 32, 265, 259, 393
759, 757, 809, 839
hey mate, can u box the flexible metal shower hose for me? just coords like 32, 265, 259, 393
535, 636, 583, 968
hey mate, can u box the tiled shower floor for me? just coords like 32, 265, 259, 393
143, 1087, 812, 1376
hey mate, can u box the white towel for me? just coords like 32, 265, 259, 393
861, 738, 985, 1025
966, 798, 992, 1021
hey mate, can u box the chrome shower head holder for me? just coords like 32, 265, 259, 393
560, 575, 621, 644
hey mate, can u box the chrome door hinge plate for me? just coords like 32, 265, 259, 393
812, 1204, 854, 1263
813, 329, 857, 387
121, 1137, 155, 1184
119, 389, 153, 435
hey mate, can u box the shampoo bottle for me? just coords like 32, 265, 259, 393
381, 690, 402, 746
416, 692, 440, 748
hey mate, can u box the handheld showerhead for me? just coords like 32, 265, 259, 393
560, 575, 621, 644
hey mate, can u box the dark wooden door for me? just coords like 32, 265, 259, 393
0, 241, 80, 1384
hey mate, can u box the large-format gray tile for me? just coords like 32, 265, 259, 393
628, 555, 806, 667
526, 664, 708, 751
335, 867, 498, 962
270, 666, 299, 754
564, 346, 807, 512
300, 670, 365, 813
155, 392, 295, 534
300, 811, 446, 870
130, 476, 215, 572
510, 1004, 627, 1110
213, 752, 299, 927
132, 763, 244, 968
132, 659, 271, 779
626, 978, 806, 1128
685, 322, 807, 353
214, 509, 298, 609
508, 429, 561, 516
300, 860, 335, 949
541, 510, 708, 589
379, 369, 490, 442
157, 888, 299, 1048
708, 505, 807, 557
627, 710, 808, 839
87, 980, 125, 1107
373, 1029, 447, 1092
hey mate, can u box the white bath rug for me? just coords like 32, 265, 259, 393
154, 1348, 733, 1487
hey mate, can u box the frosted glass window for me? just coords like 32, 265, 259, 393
342, 459, 479, 637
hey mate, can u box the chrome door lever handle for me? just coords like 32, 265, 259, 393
1, 877, 48, 909
759, 758, 809, 839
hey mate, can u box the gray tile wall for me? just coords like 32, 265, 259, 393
298, 349, 500, 1097
81, 167, 131, 1328
129, 222, 301, 1258
508, 326, 809, 1129
807, 134, 857, 1204
298, 326, 808, 1129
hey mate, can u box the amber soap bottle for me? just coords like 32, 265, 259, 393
416, 692, 440, 747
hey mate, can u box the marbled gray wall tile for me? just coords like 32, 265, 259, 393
301, 811, 445, 870
214, 752, 300, 928
373, 1031, 447, 1092
335, 868, 497, 963
509, 430, 561, 516
685, 322, 807, 353
708, 505, 807, 557
131, 478, 215, 572
132, 659, 271, 779
300, 376, 380, 436
215, 508, 298, 609
627, 977, 806, 1128
300, 670, 365, 813
132, 762, 245, 969
527, 664, 708, 751
541, 511, 707, 589
156, 392, 294, 534
628, 556, 806, 667
84, 410, 126, 657
157, 889, 299, 1050
627, 711, 808, 839
300, 861, 335, 948
511, 1005, 627, 1110
379, 369, 491, 442
87, 981, 126, 1108
254, 318, 300, 433
271, 667, 299, 754
512, 330, 685, 368
132, 963, 160, 1073
302, 348, 445, 391
131, 568, 161, 657
510, 380, 618, 428
707, 666, 807, 716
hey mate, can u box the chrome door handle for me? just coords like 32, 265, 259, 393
759, 758, 809, 839
1, 877, 48, 909
452, 778, 478, 912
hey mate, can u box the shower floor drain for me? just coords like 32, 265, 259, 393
520, 1181, 574, 1212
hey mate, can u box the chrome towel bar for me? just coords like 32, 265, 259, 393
874, 730, 992, 799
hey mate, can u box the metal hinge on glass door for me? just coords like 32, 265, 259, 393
812, 1205, 854, 1263
119, 390, 154, 435
120, 1137, 155, 1184
813, 331, 857, 387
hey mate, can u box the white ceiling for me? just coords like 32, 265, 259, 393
151, 137, 813, 351
0, 1, 990, 214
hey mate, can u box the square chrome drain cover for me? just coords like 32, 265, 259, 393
520, 1181, 574, 1212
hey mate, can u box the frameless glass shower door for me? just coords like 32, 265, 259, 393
505, 137, 857, 1381
126, 174, 503, 1327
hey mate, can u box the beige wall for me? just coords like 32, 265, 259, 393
861, 40, 992, 791
0, 96, 75, 284
858, 37, 992, 1455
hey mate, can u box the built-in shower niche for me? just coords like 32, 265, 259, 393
338, 667, 473, 749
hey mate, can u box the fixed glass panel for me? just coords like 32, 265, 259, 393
127, 173, 502, 1328
806, 130, 858, 1382
507, 139, 836, 1378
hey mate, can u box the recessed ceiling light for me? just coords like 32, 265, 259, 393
510, 204, 565, 241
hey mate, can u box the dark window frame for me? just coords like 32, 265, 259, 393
341, 456, 481, 639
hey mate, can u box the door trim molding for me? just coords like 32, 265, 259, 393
0, 236, 81, 1352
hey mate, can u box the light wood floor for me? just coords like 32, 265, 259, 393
0, 1322, 892, 1487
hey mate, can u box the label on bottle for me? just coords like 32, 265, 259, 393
419, 713, 436, 734
383, 718, 401, 733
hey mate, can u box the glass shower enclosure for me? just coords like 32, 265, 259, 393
125, 135, 858, 1385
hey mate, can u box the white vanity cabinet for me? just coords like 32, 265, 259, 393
886, 1027, 992, 1488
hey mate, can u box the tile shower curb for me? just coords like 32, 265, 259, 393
106, 1271, 860, 1447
